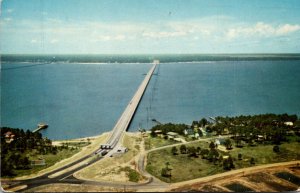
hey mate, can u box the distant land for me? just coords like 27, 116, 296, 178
2, 54, 300, 64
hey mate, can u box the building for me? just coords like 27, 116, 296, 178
116, 146, 128, 153
4, 131, 15, 143
215, 138, 226, 146
184, 128, 194, 135
100, 144, 112, 149
167, 132, 178, 139
154, 130, 163, 137
199, 127, 207, 136
284, 122, 294, 126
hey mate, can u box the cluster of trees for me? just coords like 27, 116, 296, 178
209, 114, 299, 145
150, 123, 189, 136
0, 127, 66, 177
170, 142, 256, 171
192, 118, 210, 128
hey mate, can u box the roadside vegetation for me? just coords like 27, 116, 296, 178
145, 113, 300, 183
0, 127, 82, 177
74, 133, 144, 183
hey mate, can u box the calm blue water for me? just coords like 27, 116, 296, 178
129, 60, 300, 130
1, 63, 151, 140
1, 60, 300, 140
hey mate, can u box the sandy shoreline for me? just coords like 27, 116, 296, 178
52, 131, 140, 146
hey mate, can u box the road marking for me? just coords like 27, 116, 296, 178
58, 173, 74, 181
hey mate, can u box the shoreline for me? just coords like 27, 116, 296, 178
52, 131, 140, 145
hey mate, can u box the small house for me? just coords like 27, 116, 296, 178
199, 127, 207, 136
154, 130, 163, 137
215, 138, 226, 146
4, 131, 15, 143
184, 128, 194, 135
167, 132, 178, 139
284, 122, 293, 126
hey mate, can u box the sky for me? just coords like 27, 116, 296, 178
1, 0, 300, 54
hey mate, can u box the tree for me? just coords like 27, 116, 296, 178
224, 139, 233, 150
165, 162, 170, 170
235, 138, 243, 147
196, 147, 201, 155
228, 156, 235, 169
238, 153, 242, 160
171, 146, 178, 155
161, 162, 172, 178
180, 144, 187, 154
208, 149, 219, 163
200, 149, 209, 159
273, 145, 280, 153
161, 168, 169, 177
223, 159, 230, 170
199, 118, 208, 127
192, 121, 198, 127
187, 146, 197, 157
250, 157, 255, 165
150, 130, 157, 137
209, 141, 215, 149
198, 130, 203, 137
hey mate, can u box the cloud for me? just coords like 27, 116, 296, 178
276, 24, 300, 35
3, 18, 12, 22
3, 16, 300, 50
50, 39, 59, 44
142, 31, 187, 38
30, 39, 39, 44
92, 34, 126, 42
7, 9, 14, 13
225, 22, 300, 40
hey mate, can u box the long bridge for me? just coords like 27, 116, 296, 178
2, 62, 158, 191
98, 62, 157, 155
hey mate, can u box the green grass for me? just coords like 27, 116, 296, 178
146, 141, 224, 182
62, 141, 91, 147
229, 142, 300, 167
119, 166, 144, 182
144, 136, 179, 150
146, 141, 300, 183
13, 148, 80, 177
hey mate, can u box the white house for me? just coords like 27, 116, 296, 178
284, 122, 294, 126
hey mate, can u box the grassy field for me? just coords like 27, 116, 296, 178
146, 141, 300, 183
144, 136, 179, 150
13, 148, 81, 177
229, 142, 300, 168
146, 141, 223, 182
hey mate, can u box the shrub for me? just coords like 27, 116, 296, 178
273, 145, 280, 153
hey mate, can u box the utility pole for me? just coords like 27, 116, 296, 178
146, 107, 149, 129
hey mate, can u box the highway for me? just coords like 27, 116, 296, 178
2, 62, 157, 192
106, 62, 157, 152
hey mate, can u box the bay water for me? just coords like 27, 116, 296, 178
1, 59, 300, 140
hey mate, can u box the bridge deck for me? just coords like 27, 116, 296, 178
105, 63, 157, 150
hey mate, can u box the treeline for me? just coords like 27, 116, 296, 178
210, 114, 299, 145
1, 127, 64, 176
